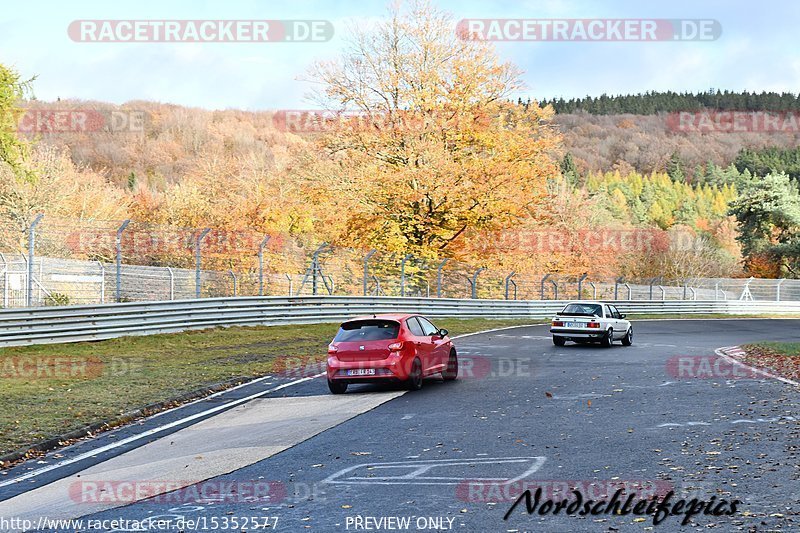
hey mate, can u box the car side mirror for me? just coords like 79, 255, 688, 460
438, 328, 449, 338
620, 314, 626, 319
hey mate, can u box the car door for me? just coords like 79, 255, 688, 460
611, 305, 629, 336
416, 316, 447, 372
405, 317, 434, 370
608, 305, 624, 339
603, 305, 619, 338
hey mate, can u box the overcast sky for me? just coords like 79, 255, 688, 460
1, 0, 797, 110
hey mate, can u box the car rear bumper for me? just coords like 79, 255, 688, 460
326, 353, 409, 381
550, 328, 605, 339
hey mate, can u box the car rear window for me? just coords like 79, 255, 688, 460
559, 303, 602, 317
334, 320, 400, 342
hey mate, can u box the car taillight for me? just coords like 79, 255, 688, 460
328, 343, 338, 354
587, 322, 600, 329
388, 341, 404, 351
552, 320, 563, 327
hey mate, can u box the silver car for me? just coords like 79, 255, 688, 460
550, 301, 633, 347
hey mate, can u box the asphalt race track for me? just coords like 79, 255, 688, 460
1, 319, 798, 532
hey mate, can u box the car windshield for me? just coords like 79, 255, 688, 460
333, 319, 400, 342
558, 303, 602, 317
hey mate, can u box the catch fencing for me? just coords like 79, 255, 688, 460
1, 215, 798, 308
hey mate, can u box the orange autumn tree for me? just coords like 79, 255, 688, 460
303, 0, 561, 260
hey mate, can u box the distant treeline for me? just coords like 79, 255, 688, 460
533, 90, 800, 115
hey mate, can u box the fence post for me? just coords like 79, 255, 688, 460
471, 267, 485, 299
776, 278, 785, 302
689, 287, 696, 300
229, 270, 237, 296
550, 279, 559, 300
258, 235, 270, 296
577, 273, 587, 300
115, 219, 130, 303
614, 277, 623, 300
363, 249, 376, 296
195, 228, 211, 298
166, 267, 174, 300
588, 281, 597, 300
285, 273, 293, 296
714, 281, 720, 301
96, 261, 105, 304
659, 285, 665, 301
400, 254, 412, 297
372, 275, 381, 296
504, 271, 516, 300
436, 258, 448, 298
541, 274, 550, 300
26, 214, 44, 307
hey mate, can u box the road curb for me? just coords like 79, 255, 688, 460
715, 345, 800, 387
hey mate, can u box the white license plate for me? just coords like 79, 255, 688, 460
566, 322, 584, 328
347, 369, 376, 376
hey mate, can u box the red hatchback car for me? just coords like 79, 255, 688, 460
326, 314, 458, 394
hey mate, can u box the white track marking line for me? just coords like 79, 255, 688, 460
0, 373, 324, 488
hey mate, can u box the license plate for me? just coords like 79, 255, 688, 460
566, 322, 583, 328
347, 369, 376, 376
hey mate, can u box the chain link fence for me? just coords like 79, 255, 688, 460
1, 215, 798, 308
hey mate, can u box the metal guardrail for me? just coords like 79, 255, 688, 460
1, 296, 799, 347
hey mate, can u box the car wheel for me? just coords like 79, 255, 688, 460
553, 336, 566, 346
407, 358, 423, 390
328, 380, 347, 394
601, 328, 613, 347
442, 350, 458, 381
622, 327, 633, 346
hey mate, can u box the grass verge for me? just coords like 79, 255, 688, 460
739, 342, 800, 384
0, 317, 540, 458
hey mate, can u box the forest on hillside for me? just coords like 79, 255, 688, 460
2, 11, 800, 282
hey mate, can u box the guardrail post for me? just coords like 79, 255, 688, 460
776, 278, 785, 302
363, 249, 376, 296
588, 281, 596, 299
436, 258, 448, 298
229, 269, 238, 296
577, 273, 587, 299
195, 228, 211, 298
470, 267, 485, 299
550, 278, 558, 300
504, 271, 516, 300
541, 274, 551, 300
115, 219, 130, 303
166, 267, 174, 300
400, 253, 412, 297
258, 235, 270, 296
26, 213, 44, 307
